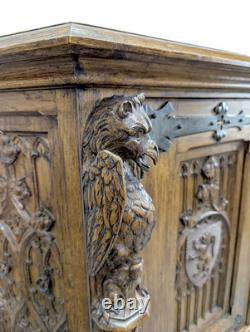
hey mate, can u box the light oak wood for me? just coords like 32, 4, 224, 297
1, 23, 250, 91
239, 327, 250, 332
0, 23, 249, 332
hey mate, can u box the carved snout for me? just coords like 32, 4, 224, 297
137, 138, 159, 171
144, 138, 159, 165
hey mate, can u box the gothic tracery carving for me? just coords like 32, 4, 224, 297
177, 155, 231, 294
0, 131, 67, 332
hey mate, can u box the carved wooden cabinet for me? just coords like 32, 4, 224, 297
0, 23, 249, 332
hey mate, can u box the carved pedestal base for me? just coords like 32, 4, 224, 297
92, 291, 150, 332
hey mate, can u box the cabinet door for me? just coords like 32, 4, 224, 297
142, 99, 250, 332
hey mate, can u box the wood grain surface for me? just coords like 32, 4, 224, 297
0, 23, 249, 332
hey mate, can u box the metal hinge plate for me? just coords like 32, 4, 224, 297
147, 102, 250, 152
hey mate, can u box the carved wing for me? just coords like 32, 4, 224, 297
82, 150, 126, 276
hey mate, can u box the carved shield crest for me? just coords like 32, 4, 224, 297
186, 221, 222, 288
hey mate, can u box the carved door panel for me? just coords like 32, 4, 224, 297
0, 116, 67, 331
174, 143, 244, 332
141, 99, 250, 332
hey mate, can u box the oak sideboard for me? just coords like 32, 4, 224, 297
0, 23, 249, 332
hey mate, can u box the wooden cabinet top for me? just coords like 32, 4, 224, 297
1, 22, 250, 91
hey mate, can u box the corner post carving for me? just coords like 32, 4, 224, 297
82, 94, 158, 331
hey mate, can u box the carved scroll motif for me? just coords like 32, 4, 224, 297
82, 94, 158, 331
0, 132, 67, 332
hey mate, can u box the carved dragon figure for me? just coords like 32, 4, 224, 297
82, 93, 158, 331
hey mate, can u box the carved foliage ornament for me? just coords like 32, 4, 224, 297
82, 94, 158, 331
0, 131, 67, 332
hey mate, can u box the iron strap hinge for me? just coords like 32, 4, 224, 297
147, 101, 250, 152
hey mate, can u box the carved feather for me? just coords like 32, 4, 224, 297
82, 150, 126, 276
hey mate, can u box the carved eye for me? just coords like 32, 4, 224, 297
135, 127, 146, 137
118, 101, 133, 118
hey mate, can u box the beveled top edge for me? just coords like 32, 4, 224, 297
0, 22, 250, 68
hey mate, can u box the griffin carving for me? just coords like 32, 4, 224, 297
82, 93, 158, 331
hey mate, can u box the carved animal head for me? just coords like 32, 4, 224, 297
82, 93, 159, 171
11, 177, 31, 202
0, 132, 20, 165
201, 157, 218, 180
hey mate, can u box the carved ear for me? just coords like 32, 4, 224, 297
135, 93, 145, 105
118, 101, 133, 119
